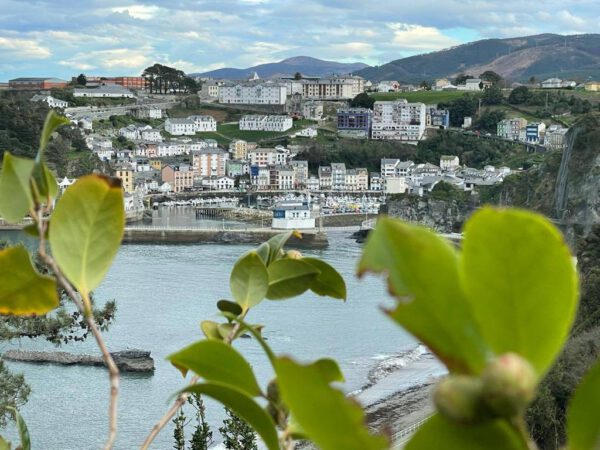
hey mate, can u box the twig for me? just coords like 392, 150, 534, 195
140, 316, 246, 449
36, 212, 120, 450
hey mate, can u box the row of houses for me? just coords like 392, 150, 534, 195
206, 75, 366, 104
164, 115, 217, 135
337, 100, 449, 142
496, 118, 569, 149
239, 115, 293, 132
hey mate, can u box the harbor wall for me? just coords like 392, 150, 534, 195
122, 228, 329, 249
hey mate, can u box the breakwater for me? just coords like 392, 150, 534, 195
3, 350, 155, 373
122, 227, 329, 249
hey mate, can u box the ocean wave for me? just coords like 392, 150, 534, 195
365, 344, 430, 387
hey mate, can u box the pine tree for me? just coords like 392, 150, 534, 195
219, 407, 258, 450
189, 393, 212, 450
173, 408, 186, 450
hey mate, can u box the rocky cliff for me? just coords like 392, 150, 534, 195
384, 194, 475, 233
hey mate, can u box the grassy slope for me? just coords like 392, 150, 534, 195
369, 90, 468, 103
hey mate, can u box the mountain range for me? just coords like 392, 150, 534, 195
192, 56, 369, 79
354, 33, 600, 83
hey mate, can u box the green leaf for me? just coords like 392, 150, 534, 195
8, 407, 30, 450
200, 320, 222, 340
31, 162, 58, 203
49, 175, 125, 296
358, 217, 488, 374
230, 251, 269, 310
302, 257, 346, 300
266, 231, 298, 264
567, 359, 600, 450
217, 299, 243, 317
256, 242, 270, 264
183, 382, 279, 450
0, 435, 11, 450
275, 357, 388, 450
461, 208, 578, 376
266, 259, 320, 300
0, 153, 34, 224
168, 340, 262, 396
312, 358, 345, 383
405, 414, 526, 450
38, 110, 70, 158
0, 246, 59, 315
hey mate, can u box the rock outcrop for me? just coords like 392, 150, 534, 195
2, 349, 155, 373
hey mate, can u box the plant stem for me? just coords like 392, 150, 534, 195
510, 417, 538, 450
36, 211, 120, 450
140, 313, 248, 449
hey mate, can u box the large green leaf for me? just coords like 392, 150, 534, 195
405, 414, 526, 450
0, 435, 10, 450
38, 110, 70, 158
0, 246, 58, 315
266, 231, 296, 264
200, 320, 222, 340
567, 359, 600, 450
184, 382, 279, 450
168, 340, 262, 396
461, 208, 578, 376
230, 251, 269, 310
275, 357, 388, 450
302, 257, 346, 300
266, 259, 320, 300
31, 162, 59, 203
0, 153, 34, 224
8, 407, 30, 450
358, 217, 488, 374
49, 175, 124, 296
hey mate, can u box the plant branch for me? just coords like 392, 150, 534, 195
36, 211, 120, 450
140, 312, 247, 449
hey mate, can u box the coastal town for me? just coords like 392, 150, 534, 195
2, 7, 600, 447
7, 70, 592, 208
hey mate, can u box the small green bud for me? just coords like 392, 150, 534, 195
266, 379, 288, 427
481, 353, 537, 418
286, 250, 303, 260
266, 379, 281, 403
433, 375, 491, 424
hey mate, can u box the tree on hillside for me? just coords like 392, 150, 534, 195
293, 72, 302, 80
349, 92, 374, 109
76, 74, 87, 86
480, 70, 503, 86
475, 110, 505, 133
454, 73, 473, 85
439, 94, 478, 127
529, 76, 537, 85
482, 85, 504, 105
419, 80, 431, 90
508, 86, 531, 104
142, 64, 197, 94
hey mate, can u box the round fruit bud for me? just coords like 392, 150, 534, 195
433, 375, 489, 424
266, 379, 281, 403
286, 250, 303, 260
481, 353, 537, 418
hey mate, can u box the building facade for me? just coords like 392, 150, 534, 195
219, 83, 287, 105
161, 165, 194, 192
372, 100, 427, 142
337, 108, 372, 137
192, 148, 229, 177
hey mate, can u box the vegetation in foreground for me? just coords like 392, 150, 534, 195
1, 111, 600, 450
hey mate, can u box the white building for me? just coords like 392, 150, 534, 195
372, 100, 427, 143
384, 177, 408, 194
132, 105, 163, 119
141, 128, 162, 142
301, 76, 364, 100
219, 82, 287, 105
248, 148, 277, 166
188, 115, 217, 132
272, 201, 315, 229
377, 81, 400, 92
202, 176, 235, 191
73, 85, 135, 98
440, 155, 460, 171
302, 101, 324, 120
370, 173, 382, 191
165, 118, 196, 136
545, 125, 569, 150
293, 127, 317, 138
119, 125, 140, 141
306, 176, 320, 191
239, 115, 293, 132
30, 94, 68, 108
331, 163, 346, 190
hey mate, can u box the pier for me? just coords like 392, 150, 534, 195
122, 226, 329, 249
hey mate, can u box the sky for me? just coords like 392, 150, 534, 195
0, 0, 598, 81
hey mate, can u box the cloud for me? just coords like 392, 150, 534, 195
388, 23, 459, 51
110, 4, 163, 20
0, 36, 51, 59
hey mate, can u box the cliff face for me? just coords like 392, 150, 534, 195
384, 195, 474, 233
